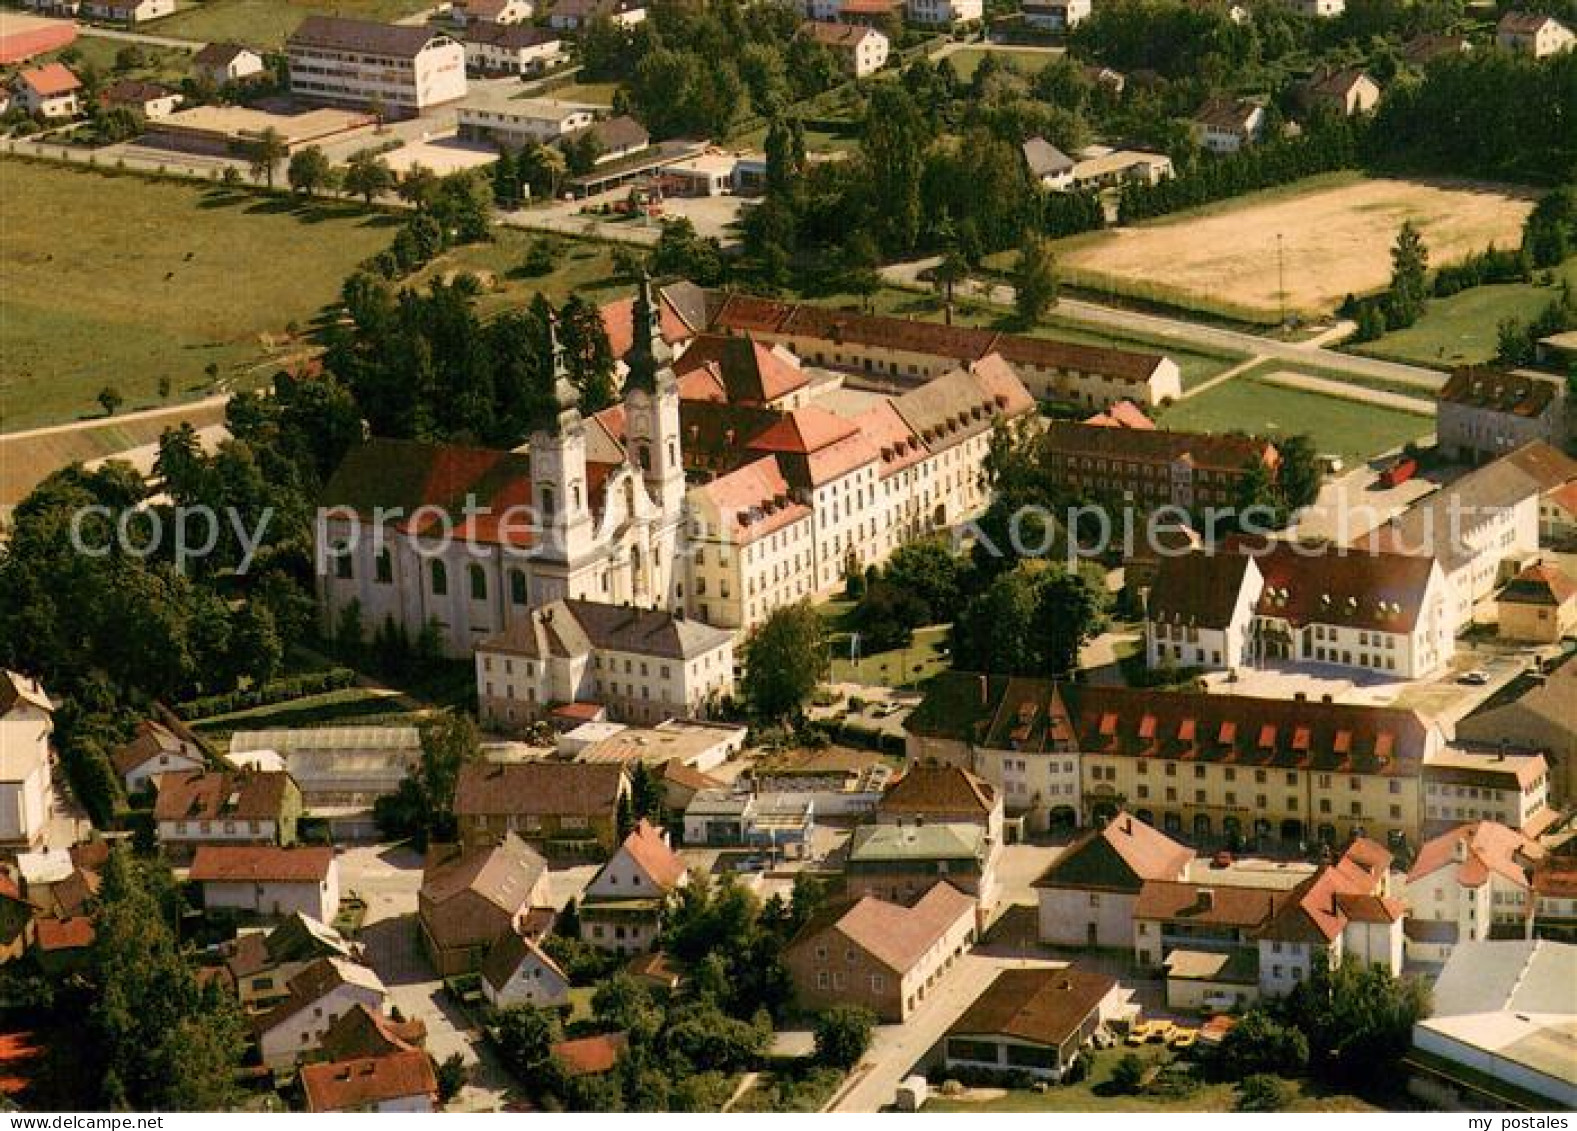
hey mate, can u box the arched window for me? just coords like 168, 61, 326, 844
430, 559, 448, 596
540, 484, 556, 520
375, 549, 392, 584
334, 545, 353, 580
509, 569, 528, 606
469, 563, 487, 601
638, 444, 651, 472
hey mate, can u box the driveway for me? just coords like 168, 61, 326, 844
339, 844, 519, 1111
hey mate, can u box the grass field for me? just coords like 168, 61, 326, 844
0, 160, 398, 433
548, 81, 622, 107
409, 230, 629, 319
1348, 260, 1577, 367
155, 0, 434, 47
939, 47, 1061, 82
924, 1046, 1377, 1113
1159, 376, 1433, 464
1051, 174, 1538, 323
47, 37, 195, 84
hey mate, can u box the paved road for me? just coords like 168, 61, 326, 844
1257, 368, 1434, 412
880, 259, 1449, 392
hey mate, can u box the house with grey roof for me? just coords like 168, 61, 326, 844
285, 16, 467, 116
845, 821, 997, 914
475, 598, 735, 729
1021, 136, 1075, 189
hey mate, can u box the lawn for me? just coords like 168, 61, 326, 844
1157, 376, 1434, 465
408, 230, 629, 319
549, 81, 622, 107
827, 624, 952, 687
1348, 260, 1577, 367
155, 0, 436, 48
0, 160, 399, 433
924, 1046, 1378, 1113
48, 37, 195, 84
941, 47, 1061, 83
189, 687, 423, 742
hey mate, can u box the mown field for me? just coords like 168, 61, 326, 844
1048, 174, 1537, 324
154, 0, 435, 48
939, 46, 1063, 82
1158, 375, 1434, 464
0, 160, 398, 433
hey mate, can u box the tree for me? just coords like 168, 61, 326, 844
1030, 566, 1107, 675
740, 602, 828, 721
881, 538, 962, 624
1111, 1052, 1147, 1094
248, 127, 286, 189
813, 1006, 875, 1069
1237, 1074, 1292, 1112
344, 150, 395, 205
1282, 956, 1429, 1090
435, 1053, 467, 1105
558, 293, 618, 413
1212, 1009, 1309, 1078
1387, 220, 1429, 329
287, 145, 334, 197
97, 386, 123, 416
1011, 233, 1060, 325
397, 164, 442, 211
859, 84, 927, 255
490, 1004, 564, 1094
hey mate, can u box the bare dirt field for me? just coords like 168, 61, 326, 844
1057, 175, 1538, 321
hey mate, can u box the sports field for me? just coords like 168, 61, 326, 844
0, 160, 397, 432
1055, 175, 1538, 323
156, 0, 434, 47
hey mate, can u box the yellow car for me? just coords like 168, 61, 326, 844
1170, 1029, 1198, 1051
1124, 1022, 1151, 1046
1147, 1021, 1176, 1044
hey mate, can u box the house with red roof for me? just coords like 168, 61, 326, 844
13, 62, 79, 118
579, 819, 688, 954
1497, 562, 1576, 643
190, 845, 340, 922
1404, 821, 1541, 964
152, 769, 303, 861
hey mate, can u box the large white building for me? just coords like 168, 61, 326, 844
0, 672, 52, 849
286, 16, 466, 117
317, 281, 1040, 654
1403, 821, 1539, 964
456, 91, 597, 148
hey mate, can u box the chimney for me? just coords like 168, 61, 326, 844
1124, 816, 1134, 836
1198, 888, 1215, 911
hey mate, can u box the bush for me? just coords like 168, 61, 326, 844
1237, 1074, 1292, 1112
1110, 1053, 1147, 1094
813, 1005, 876, 1069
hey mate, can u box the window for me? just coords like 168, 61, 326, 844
540, 484, 555, 519
375, 549, 392, 584
430, 559, 448, 596
334, 549, 352, 580
509, 569, 528, 606
469, 563, 487, 601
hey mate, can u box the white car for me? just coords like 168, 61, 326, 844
1458, 669, 1491, 686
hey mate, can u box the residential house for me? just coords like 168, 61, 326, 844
1455, 653, 1577, 801
452, 761, 628, 855
462, 21, 562, 75
254, 957, 388, 1070
681, 789, 815, 848
191, 42, 266, 86
453, 0, 533, 24
418, 833, 550, 976
81, 0, 174, 22
97, 78, 181, 117
845, 822, 998, 914
153, 770, 302, 860
474, 599, 735, 729
943, 968, 1128, 1082
1021, 0, 1089, 29
13, 62, 79, 119
302, 1047, 437, 1113
1063, 145, 1174, 192
1408, 940, 1577, 1110
1193, 98, 1265, 153
1532, 863, 1577, 941
1300, 68, 1380, 116
1404, 821, 1541, 964
1496, 11, 1575, 57
906, 0, 981, 22
224, 912, 356, 1011
480, 932, 571, 1008
0, 875, 35, 965
557, 114, 648, 164
1143, 540, 1457, 680
17, 844, 101, 919
0, 672, 53, 849
190, 845, 341, 922
1021, 136, 1075, 189
286, 16, 466, 117
1436, 369, 1567, 464
1038, 421, 1281, 515
1497, 562, 1577, 644
34, 916, 95, 975
800, 21, 889, 76
1034, 812, 1193, 948
113, 716, 206, 794
547, 0, 646, 29
783, 882, 978, 1021
456, 91, 596, 148
877, 764, 1003, 843
1422, 748, 1551, 837
579, 819, 688, 955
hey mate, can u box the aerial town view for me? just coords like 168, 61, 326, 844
0, 0, 1573, 1117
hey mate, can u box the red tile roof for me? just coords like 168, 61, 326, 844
152, 769, 294, 823
1499, 563, 1576, 607
35, 916, 94, 952
675, 334, 807, 406
552, 1032, 627, 1076
617, 819, 687, 890
190, 845, 335, 884
878, 764, 996, 817
301, 1049, 437, 1112
792, 882, 976, 975
1408, 821, 1538, 890
1085, 399, 1155, 430
693, 455, 813, 544
1041, 420, 1279, 475
19, 63, 79, 97
1439, 368, 1560, 418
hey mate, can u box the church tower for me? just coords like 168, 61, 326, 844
622, 274, 687, 519
530, 316, 595, 580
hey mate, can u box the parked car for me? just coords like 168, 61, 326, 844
1458, 669, 1491, 685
